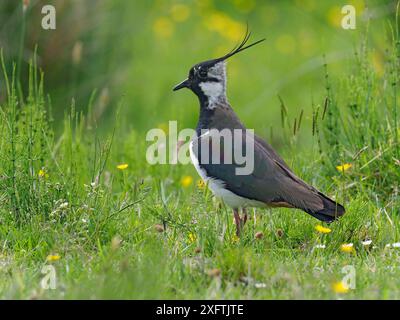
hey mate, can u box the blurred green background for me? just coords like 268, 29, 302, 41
0, 0, 395, 149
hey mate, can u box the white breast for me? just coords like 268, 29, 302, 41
189, 134, 267, 209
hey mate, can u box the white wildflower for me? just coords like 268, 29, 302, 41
386, 242, 400, 248
59, 202, 69, 209
362, 240, 372, 246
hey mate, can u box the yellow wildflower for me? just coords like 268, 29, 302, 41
315, 224, 332, 234
170, 4, 190, 22
205, 12, 227, 33
340, 243, 355, 253
188, 232, 196, 243
38, 169, 49, 178
197, 179, 206, 189
180, 175, 193, 188
205, 12, 245, 41
332, 281, 349, 294
153, 17, 174, 38
231, 235, 240, 243
224, 22, 245, 41
336, 163, 352, 172
46, 254, 61, 262
117, 163, 128, 170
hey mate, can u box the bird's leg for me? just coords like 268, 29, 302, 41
242, 208, 248, 226
234, 208, 248, 236
233, 208, 242, 236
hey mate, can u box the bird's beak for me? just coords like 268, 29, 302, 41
173, 78, 190, 91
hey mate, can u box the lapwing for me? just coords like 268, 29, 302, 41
173, 31, 345, 236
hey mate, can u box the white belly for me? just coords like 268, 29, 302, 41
189, 135, 267, 209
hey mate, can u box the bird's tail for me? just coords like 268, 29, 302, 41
304, 191, 345, 223
271, 160, 345, 223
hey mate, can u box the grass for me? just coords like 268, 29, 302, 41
0, 1, 399, 300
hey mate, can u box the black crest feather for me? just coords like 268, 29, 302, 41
216, 26, 266, 62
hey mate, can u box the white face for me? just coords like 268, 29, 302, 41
198, 62, 227, 108
206, 61, 226, 82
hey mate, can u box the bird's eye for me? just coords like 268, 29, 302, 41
199, 69, 208, 78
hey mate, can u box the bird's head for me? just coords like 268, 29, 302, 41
173, 30, 265, 108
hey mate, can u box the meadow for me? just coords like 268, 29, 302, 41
0, 0, 399, 299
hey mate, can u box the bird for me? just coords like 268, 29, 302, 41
173, 30, 345, 236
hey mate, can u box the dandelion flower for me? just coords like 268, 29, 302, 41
46, 254, 61, 262
340, 243, 355, 253
188, 232, 196, 243
197, 179, 206, 189
332, 281, 349, 294
38, 169, 49, 178
336, 163, 352, 172
315, 225, 332, 234
180, 175, 193, 188
117, 163, 128, 170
